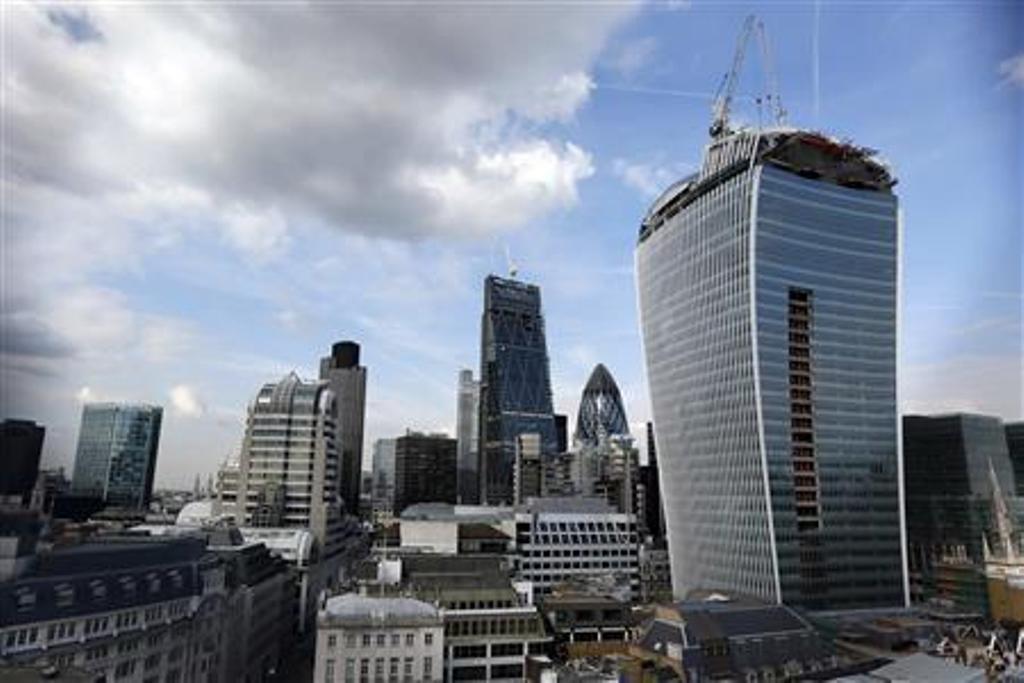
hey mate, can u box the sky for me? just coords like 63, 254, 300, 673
1, 1, 1021, 489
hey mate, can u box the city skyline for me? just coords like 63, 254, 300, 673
1, 3, 1020, 489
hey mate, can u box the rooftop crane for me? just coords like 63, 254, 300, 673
710, 15, 787, 138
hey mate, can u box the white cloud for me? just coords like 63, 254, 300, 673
220, 204, 291, 262
998, 53, 1024, 88
169, 384, 205, 418
76, 386, 97, 403
612, 158, 693, 196
410, 141, 594, 232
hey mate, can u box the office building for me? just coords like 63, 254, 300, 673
514, 497, 639, 599
70, 404, 162, 509
574, 364, 629, 448
513, 433, 543, 505
904, 413, 1019, 615
394, 432, 457, 515
638, 422, 665, 541
371, 438, 397, 523
0, 536, 227, 683
554, 414, 568, 455
315, 593, 444, 683
478, 275, 557, 505
215, 372, 346, 557
456, 369, 481, 504
354, 554, 550, 682
1007, 422, 1024, 498
0, 419, 45, 507
319, 341, 367, 517
636, 122, 905, 609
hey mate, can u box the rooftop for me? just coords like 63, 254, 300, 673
322, 593, 440, 624
867, 652, 985, 683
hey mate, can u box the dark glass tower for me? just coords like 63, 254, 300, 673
320, 341, 367, 516
1007, 422, 1024, 497
0, 419, 45, 506
478, 275, 557, 505
637, 127, 905, 609
394, 432, 457, 515
574, 364, 630, 447
904, 413, 1018, 614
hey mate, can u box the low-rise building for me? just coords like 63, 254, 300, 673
636, 592, 834, 681
354, 554, 551, 682
315, 593, 444, 683
0, 536, 227, 683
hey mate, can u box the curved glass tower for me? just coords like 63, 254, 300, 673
575, 363, 630, 447
636, 127, 907, 610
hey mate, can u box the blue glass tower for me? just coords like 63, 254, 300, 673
637, 128, 907, 610
71, 403, 163, 509
478, 275, 557, 505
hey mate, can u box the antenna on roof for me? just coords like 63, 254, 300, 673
503, 243, 519, 279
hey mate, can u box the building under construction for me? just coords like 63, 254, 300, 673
635, 16, 906, 610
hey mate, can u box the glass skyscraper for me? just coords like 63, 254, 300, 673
456, 369, 481, 504
636, 127, 906, 610
478, 275, 557, 505
574, 363, 630, 448
71, 403, 162, 509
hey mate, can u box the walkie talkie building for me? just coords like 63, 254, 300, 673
636, 127, 908, 610
478, 275, 557, 505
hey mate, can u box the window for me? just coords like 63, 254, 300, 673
376, 633, 385, 647
362, 634, 371, 647
325, 659, 335, 683
403, 657, 413, 677
374, 657, 384, 682
391, 634, 400, 647
346, 634, 357, 648
389, 658, 399, 677
404, 633, 414, 647
424, 633, 433, 646
328, 634, 337, 649
344, 658, 355, 682
423, 657, 433, 679
360, 659, 369, 677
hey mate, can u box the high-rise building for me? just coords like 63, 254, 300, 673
554, 414, 568, 454
320, 341, 367, 516
456, 369, 481, 504
478, 275, 557, 505
372, 438, 397, 520
71, 403, 162, 509
638, 422, 665, 541
574, 364, 630, 448
904, 413, 1019, 615
393, 432, 457, 515
636, 125, 905, 609
217, 372, 346, 554
0, 419, 45, 507
1006, 422, 1024, 497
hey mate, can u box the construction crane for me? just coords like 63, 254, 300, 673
710, 15, 787, 138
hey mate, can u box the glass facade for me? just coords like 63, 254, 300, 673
636, 128, 905, 609
478, 275, 557, 505
71, 403, 162, 508
904, 414, 1018, 614
574, 364, 630, 448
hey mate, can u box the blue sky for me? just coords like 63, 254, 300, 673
2, 1, 1020, 488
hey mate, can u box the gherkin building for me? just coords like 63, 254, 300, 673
574, 364, 630, 447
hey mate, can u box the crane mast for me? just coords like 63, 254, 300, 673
710, 15, 787, 138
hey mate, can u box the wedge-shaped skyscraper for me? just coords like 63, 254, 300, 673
636, 126, 907, 610
478, 275, 557, 505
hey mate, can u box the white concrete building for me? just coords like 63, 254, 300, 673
315, 594, 444, 683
